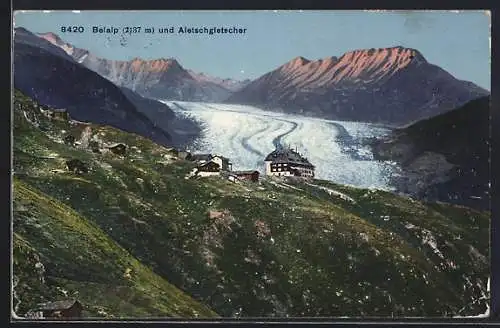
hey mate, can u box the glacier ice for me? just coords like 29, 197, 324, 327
162, 101, 399, 190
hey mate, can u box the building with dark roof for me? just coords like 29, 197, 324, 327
232, 170, 260, 182
107, 143, 127, 156
191, 154, 232, 171
264, 146, 315, 178
196, 161, 221, 177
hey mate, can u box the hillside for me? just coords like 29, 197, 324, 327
12, 90, 217, 318
37, 31, 249, 102
13, 27, 199, 148
12, 180, 217, 319
226, 47, 488, 126
12, 89, 490, 318
369, 96, 490, 211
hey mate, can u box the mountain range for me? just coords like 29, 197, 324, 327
14, 27, 491, 210
37, 30, 488, 127
13, 27, 200, 148
37, 32, 251, 102
226, 48, 489, 126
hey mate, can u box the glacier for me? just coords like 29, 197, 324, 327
161, 101, 400, 190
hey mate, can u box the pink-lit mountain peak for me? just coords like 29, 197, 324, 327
271, 46, 428, 87
122, 57, 191, 76
338, 46, 427, 64
282, 56, 311, 70
291, 56, 311, 65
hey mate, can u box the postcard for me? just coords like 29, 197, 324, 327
11, 10, 491, 320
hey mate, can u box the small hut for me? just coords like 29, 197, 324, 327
196, 161, 221, 177
107, 143, 127, 156
232, 170, 260, 182
66, 159, 89, 174
34, 299, 83, 319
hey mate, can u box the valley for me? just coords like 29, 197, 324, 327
165, 101, 399, 190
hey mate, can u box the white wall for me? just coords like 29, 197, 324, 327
266, 163, 314, 177
197, 171, 220, 177
264, 161, 272, 175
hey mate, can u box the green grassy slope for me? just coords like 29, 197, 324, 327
13, 179, 217, 318
12, 89, 490, 318
12, 90, 217, 318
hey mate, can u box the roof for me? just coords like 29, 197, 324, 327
36, 300, 81, 311
191, 153, 212, 161
232, 170, 260, 175
212, 155, 231, 162
108, 143, 126, 148
198, 161, 220, 169
264, 147, 314, 167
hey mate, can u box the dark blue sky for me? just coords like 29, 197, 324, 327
14, 10, 490, 90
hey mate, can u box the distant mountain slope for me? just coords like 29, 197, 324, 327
37, 31, 249, 102
187, 70, 251, 92
13, 27, 75, 61
13, 89, 489, 318
118, 86, 201, 146
14, 27, 199, 148
226, 47, 489, 126
34, 31, 90, 61
370, 96, 490, 210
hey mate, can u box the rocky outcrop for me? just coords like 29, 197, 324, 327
226, 46, 488, 126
